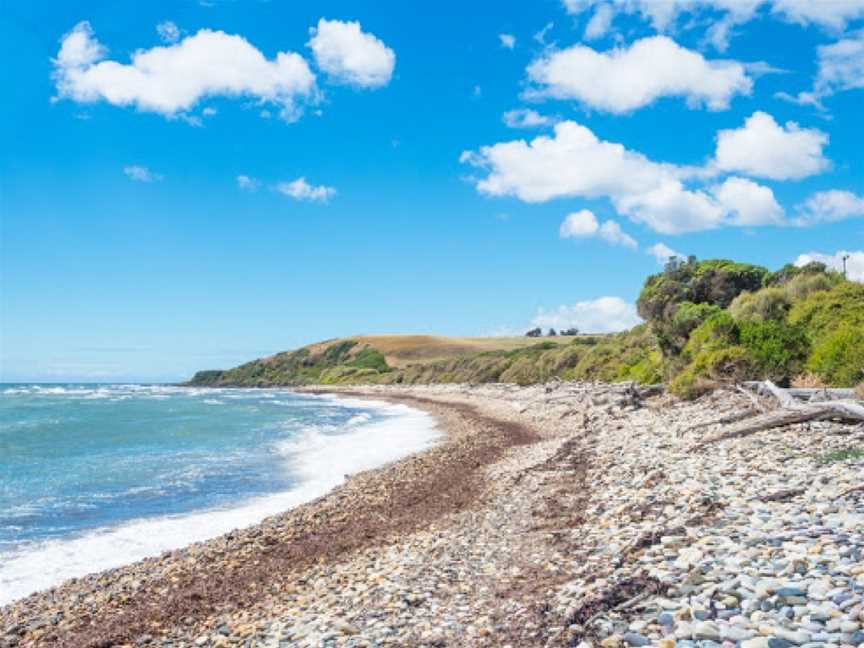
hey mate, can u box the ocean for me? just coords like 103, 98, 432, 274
0, 384, 439, 605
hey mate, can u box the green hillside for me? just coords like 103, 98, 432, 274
188, 258, 864, 395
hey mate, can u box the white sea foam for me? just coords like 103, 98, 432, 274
0, 395, 439, 606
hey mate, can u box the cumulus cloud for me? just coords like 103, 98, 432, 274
531, 297, 641, 333
648, 242, 685, 265
156, 20, 180, 44
275, 177, 336, 202
779, 31, 864, 107
562, 1, 864, 50
307, 19, 395, 88
559, 210, 638, 249
461, 118, 800, 234
499, 33, 516, 49
793, 190, 864, 226
710, 176, 784, 225
53, 22, 317, 121
236, 174, 260, 191
795, 250, 864, 282
525, 36, 752, 113
123, 165, 162, 182
502, 108, 555, 128
713, 111, 829, 180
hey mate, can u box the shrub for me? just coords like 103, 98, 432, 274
789, 282, 864, 341
684, 311, 739, 357
783, 272, 836, 301
348, 346, 390, 372
637, 258, 768, 355
738, 320, 809, 383
670, 345, 754, 398
728, 287, 789, 322
806, 324, 864, 386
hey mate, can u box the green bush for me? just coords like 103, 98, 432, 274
738, 320, 808, 382
782, 272, 836, 301
348, 346, 390, 372
728, 287, 789, 322
807, 324, 864, 386
789, 282, 864, 342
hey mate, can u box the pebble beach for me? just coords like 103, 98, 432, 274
1, 383, 863, 648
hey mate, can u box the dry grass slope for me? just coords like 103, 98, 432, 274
342, 335, 579, 368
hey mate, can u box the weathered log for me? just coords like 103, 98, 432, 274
694, 400, 864, 448
741, 382, 859, 401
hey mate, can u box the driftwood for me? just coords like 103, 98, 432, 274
694, 381, 864, 448
741, 382, 857, 401
736, 385, 767, 412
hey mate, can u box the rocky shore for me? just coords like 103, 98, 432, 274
2, 383, 863, 648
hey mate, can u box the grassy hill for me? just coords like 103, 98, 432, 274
188, 257, 864, 394
187, 334, 588, 387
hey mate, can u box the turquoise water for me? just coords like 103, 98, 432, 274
0, 384, 438, 604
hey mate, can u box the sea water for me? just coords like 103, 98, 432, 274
0, 384, 438, 605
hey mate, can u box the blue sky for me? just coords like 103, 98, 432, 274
1, 0, 862, 382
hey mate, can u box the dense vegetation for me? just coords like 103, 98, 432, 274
188, 257, 863, 395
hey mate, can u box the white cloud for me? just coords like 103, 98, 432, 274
794, 250, 864, 282
307, 19, 395, 88
598, 220, 638, 249
560, 209, 600, 237
648, 242, 685, 265
793, 190, 864, 225
779, 31, 864, 107
499, 33, 516, 49
714, 111, 829, 180
562, 1, 864, 49
584, 3, 615, 39
275, 177, 336, 202
236, 174, 260, 191
531, 296, 641, 333
123, 165, 162, 182
460, 119, 802, 235
770, 0, 864, 29
502, 108, 555, 128
156, 20, 181, 44
525, 36, 752, 113
461, 120, 727, 234
711, 176, 784, 225
202, 106, 217, 116
561, 210, 638, 248
53, 22, 317, 121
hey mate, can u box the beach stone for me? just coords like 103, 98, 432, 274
721, 624, 753, 641
767, 639, 794, 648
623, 632, 650, 646
693, 622, 721, 641
741, 639, 770, 648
